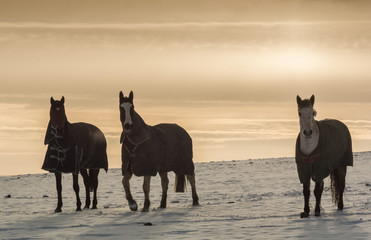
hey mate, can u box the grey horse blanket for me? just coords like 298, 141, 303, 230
42, 121, 108, 175
121, 123, 194, 177
295, 119, 353, 183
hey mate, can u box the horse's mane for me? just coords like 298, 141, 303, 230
125, 110, 151, 144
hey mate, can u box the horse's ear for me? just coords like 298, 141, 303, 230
50, 97, 55, 105
296, 95, 302, 105
310, 95, 315, 106
61, 96, 65, 104
119, 91, 124, 103
129, 91, 134, 103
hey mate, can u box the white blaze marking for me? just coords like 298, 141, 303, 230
120, 102, 133, 126
299, 107, 319, 155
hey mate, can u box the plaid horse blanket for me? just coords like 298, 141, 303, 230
295, 119, 353, 183
121, 123, 195, 177
42, 121, 108, 175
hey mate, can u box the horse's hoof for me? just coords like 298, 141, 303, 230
315, 212, 321, 217
84, 206, 89, 209
141, 208, 149, 212
338, 203, 344, 211
129, 202, 138, 211
159, 204, 166, 209
300, 212, 309, 218
76, 208, 82, 212
55, 208, 62, 213
92, 206, 97, 210
193, 201, 200, 206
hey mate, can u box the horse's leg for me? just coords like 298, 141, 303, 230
187, 173, 199, 206
80, 169, 91, 209
142, 176, 151, 212
72, 173, 82, 211
301, 182, 310, 218
335, 165, 347, 211
314, 180, 324, 216
54, 172, 63, 213
159, 172, 169, 208
122, 172, 138, 211
90, 169, 100, 209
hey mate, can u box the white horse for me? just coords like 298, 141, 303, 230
296, 95, 353, 218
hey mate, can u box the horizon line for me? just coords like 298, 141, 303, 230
1, 20, 370, 30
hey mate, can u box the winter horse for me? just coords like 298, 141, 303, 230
42, 97, 108, 212
295, 95, 353, 218
119, 91, 199, 212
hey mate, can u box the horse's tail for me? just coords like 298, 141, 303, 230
330, 171, 340, 205
175, 174, 186, 192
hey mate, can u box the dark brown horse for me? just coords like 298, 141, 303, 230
42, 97, 108, 212
296, 95, 353, 218
119, 91, 199, 212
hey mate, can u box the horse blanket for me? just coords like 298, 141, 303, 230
295, 119, 353, 183
121, 123, 194, 177
42, 121, 108, 175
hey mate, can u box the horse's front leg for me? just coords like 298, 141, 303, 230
301, 182, 310, 218
72, 173, 82, 211
159, 172, 169, 208
80, 169, 91, 209
54, 172, 63, 213
142, 176, 151, 212
122, 172, 138, 211
314, 180, 324, 216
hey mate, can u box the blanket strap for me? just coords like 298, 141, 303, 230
47, 125, 70, 166
123, 135, 151, 158
301, 153, 321, 164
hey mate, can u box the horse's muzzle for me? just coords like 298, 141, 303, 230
303, 129, 313, 137
123, 123, 133, 132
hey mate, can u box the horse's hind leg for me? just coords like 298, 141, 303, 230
90, 169, 100, 209
72, 173, 82, 211
159, 172, 169, 208
122, 172, 138, 211
187, 173, 199, 206
80, 169, 91, 209
54, 172, 63, 213
142, 176, 151, 212
314, 180, 324, 216
334, 165, 347, 211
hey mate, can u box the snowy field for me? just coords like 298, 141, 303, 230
1, 152, 370, 239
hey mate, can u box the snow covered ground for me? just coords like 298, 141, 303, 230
1, 152, 370, 239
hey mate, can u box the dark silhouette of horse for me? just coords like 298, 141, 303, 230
295, 95, 353, 218
42, 96, 108, 212
119, 91, 199, 212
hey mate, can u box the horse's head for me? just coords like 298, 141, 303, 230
119, 91, 134, 134
297, 95, 317, 139
50, 96, 67, 132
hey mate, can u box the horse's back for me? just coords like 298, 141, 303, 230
153, 123, 194, 175
71, 122, 108, 171
318, 119, 353, 167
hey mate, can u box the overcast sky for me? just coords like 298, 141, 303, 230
1, 0, 371, 175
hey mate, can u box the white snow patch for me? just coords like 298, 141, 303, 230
1, 153, 370, 239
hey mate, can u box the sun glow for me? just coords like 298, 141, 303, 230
266, 48, 325, 75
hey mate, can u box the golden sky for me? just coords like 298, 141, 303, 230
1, 0, 371, 175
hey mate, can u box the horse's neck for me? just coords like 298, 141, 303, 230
300, 121, 320, 155
131, 111, 151, 142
